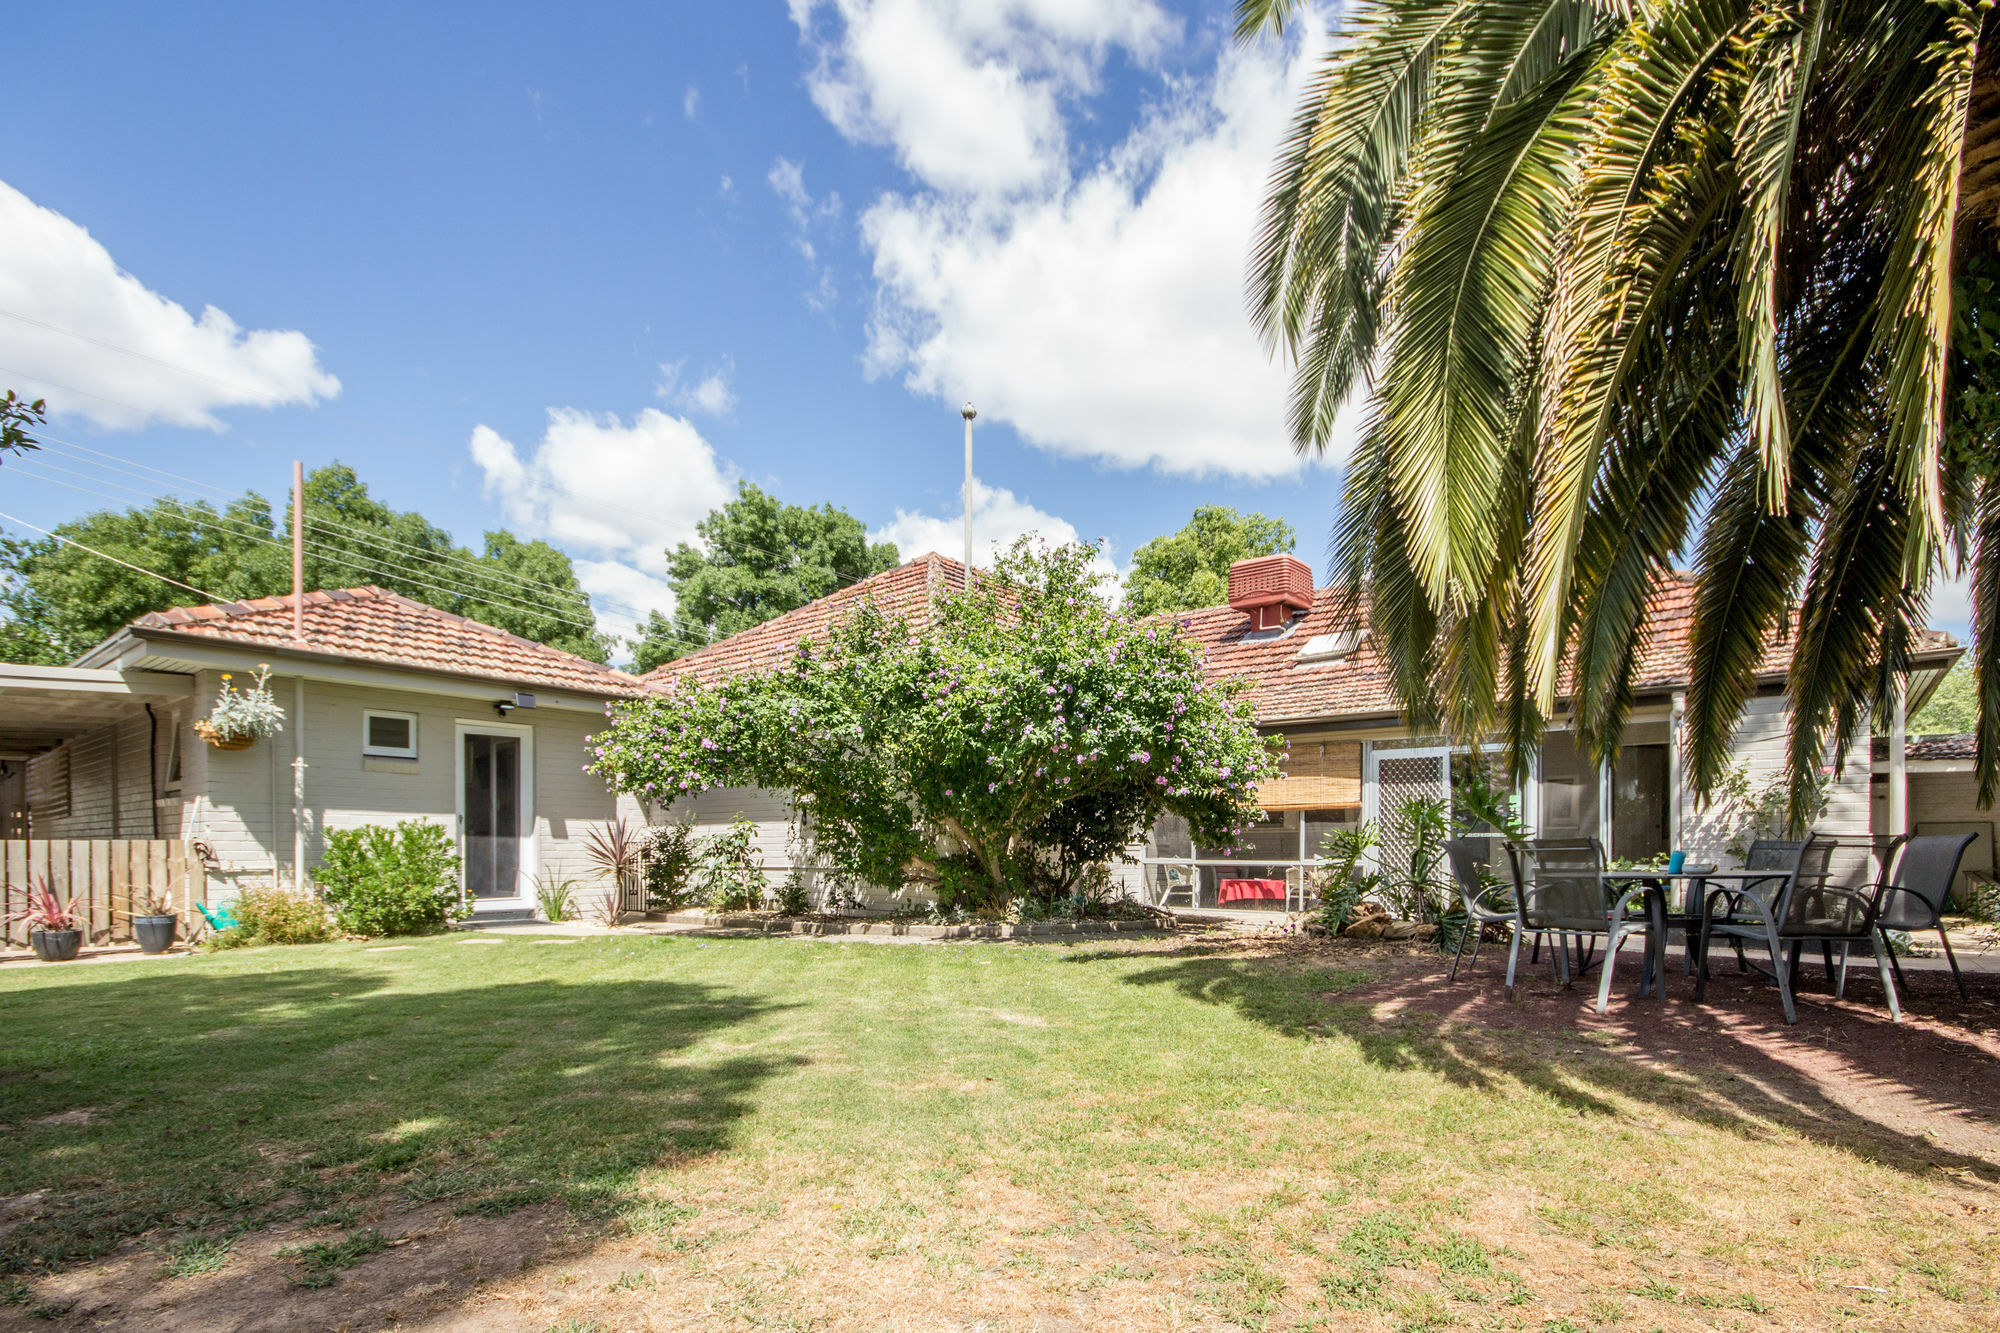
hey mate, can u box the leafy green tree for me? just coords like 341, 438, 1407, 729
1, 391, 45, 465
593, 540, 1276, 911
1122, 506, 1297, 616
0, 462, 609, 664
1239, 0, 2000, 815
1914, 660, 1979, 735
630, 481, 899, 673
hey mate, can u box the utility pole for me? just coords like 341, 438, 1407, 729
290, 460, 306, 890
291, 460, 305, 643
960, 402, 976, 579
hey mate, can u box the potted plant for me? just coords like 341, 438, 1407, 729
8, 877, 85, 962
127, 885, 179, 954
193, 664, 285, 751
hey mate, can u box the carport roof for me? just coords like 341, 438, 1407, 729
0, 664, 192, 756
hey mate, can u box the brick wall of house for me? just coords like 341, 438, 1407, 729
188, 670, 628, 896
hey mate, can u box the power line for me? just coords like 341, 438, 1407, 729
27, 434, 613, 609
0, 307, 271, 399
5, 466, 616, 638
8, 460, 743, 657
0, 508, 226, 601
4, 463, 875, 666
27, 437, 904, 623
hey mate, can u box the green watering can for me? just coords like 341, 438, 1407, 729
194, 901, 238, 934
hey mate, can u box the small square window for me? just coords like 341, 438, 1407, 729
363, 711, 418, 758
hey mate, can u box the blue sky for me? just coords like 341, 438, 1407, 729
6, 3, 1328, 658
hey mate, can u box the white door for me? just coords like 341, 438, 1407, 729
456, 721, 536, 910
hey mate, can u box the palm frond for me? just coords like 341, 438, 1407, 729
1380, 21, 1602, 605
1730, 0, 1828, 509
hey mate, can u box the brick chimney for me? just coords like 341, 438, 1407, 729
1227, 554, 1315, 631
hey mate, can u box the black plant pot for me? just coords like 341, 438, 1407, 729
134, 915, 178, 955
29, 929, 82, 962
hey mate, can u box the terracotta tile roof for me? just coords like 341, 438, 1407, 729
641, 554, 969, 690
131, 587, 642, 696
1171, 574, 1960, 726
1872, 733, 1976, 762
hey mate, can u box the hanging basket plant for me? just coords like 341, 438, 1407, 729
195, 664, 285, 751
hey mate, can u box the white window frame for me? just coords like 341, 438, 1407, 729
362, 709, 420, 759
162, 710, 184, 793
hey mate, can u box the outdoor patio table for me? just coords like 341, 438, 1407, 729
1601, 868, 1773, 1001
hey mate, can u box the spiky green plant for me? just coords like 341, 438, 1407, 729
1241, 0, 2000, 823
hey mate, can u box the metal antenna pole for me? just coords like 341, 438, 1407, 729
291, 460, 305, 642
960, 402, 977, 578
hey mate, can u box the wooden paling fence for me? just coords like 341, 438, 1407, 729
1, 840, 209, 947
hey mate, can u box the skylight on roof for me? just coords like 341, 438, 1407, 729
1297, 628, 1367, 664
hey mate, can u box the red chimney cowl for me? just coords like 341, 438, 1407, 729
1227, 555, 1315, 631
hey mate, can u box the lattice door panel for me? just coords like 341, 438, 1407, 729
1375, 753, 1449, 916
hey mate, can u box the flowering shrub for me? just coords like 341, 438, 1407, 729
590, 540, 1276, 912
197, 664, 286, 743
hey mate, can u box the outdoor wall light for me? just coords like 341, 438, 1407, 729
493, 699, 515, 717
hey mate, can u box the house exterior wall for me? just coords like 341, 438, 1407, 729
1870, 768, 1995, 898
1676, 690, 1873, 879
185, 670, 624, 896
20, 712, 161, 841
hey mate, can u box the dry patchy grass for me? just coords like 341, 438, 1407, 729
2, 930, 1996, 1330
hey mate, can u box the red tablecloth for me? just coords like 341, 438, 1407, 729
1218, 877, 1287, 903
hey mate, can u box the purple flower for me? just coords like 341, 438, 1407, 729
700, 738, 717, 750
1155, 776, 1169, 786
1131, 750, 1150, 763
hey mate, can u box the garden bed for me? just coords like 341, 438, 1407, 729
642, 909, 1180, 939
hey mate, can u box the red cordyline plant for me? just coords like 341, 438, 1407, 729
7, 876, 83, 932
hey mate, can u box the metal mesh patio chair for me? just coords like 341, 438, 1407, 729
1696, 834, 1890, 1024
1874, 833, 1979, 1002
1512, 839, 1648, 997
1704, 839, 1810, 978
1443, 839, 1528, 984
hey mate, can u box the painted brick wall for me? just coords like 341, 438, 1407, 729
21, 714, 158, 840
187, 671, 622, 894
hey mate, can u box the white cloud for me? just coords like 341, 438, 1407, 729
683, 84, 701, 119
790, 0, 1177, 198
0, 178, 339, 431
767, 158, 844, 311
469, 407, 735, 643
1927, 566, 1975, 642
796, 6, 1349, 478
656, 357, 737, 418
871, 477, 1120, 592
573, 559, 679, 647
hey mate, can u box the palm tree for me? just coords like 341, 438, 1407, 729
1239, 0, 2000, 819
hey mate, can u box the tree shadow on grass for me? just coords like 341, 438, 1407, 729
0, 953, 798, 1282
1113, 943, 2000, 1182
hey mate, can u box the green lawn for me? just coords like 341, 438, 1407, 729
1, 933, 1994, 1330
